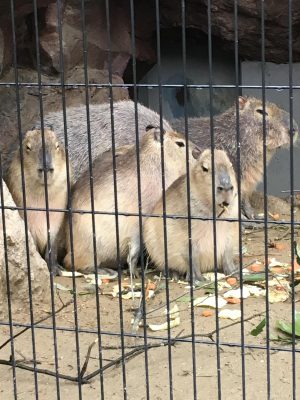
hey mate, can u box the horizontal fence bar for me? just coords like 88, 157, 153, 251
0, 320, 298, 354
1, 204, 298, 225
0, 82, 300, 90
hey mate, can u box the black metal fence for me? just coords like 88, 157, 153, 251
0, 0, 298, 399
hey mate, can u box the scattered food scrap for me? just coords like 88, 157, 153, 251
223, 287, 250, 299
202, 309, 214, 317
60, 270, 84, 278
277, 312, 300, 337
148, 304, 180, 332
219, 309, 241, 320
193, 296, 227, 309
250, 318, 266, 337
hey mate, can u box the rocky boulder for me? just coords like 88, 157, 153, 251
0, 180, 51, 320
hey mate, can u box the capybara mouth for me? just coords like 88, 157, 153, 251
221, 201, 230, 208
37, 171, 54, 185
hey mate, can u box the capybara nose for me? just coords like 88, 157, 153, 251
38, 166, 54, 174
292, 127, 297, 136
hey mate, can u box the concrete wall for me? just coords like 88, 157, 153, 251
138, 37, 236, 120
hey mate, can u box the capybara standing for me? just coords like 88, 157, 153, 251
172, 96, 298, 219
37, 101, 172, 180
63, 126, 201, 277
144, 149, 238, 280
5, 127, 70, 275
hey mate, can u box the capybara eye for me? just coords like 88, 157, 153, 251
55, 142, 60, 150
176, 141, 185, 148
217, 186, 223, 192
256, 109, 268, 116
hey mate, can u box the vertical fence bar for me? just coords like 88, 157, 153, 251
104, 1, 128, 398
0, 154, 18, 400
233, 2, 246, 399
206, 1, 222, 398
180, 1, 197, 399
9, 1, 39, 397
31, 1, 61, 397
260, 1, 271, 399
288, 0, 296, 398
154, 1, 174, 398
79, 1, 106, 396
128, 1, 151, 398
54, 0, 83, 395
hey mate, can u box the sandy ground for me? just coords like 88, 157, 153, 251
1, 226, 300, 400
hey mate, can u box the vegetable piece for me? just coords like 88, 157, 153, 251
250, 318, 266, 336
202, 310, 214, 317
227, 277, 237, 286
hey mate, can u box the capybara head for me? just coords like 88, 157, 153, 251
21, 127, 66, 186
144, 125, 202, 176
192, 149, 237, 210
238, 96, 298, 150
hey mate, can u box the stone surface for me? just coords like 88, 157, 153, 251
0, 66, 128, 167
0, 0, 300, 78
0, 180, 51, 320
159, 0, 300, 63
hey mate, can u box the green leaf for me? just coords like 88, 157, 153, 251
250, 318, 266, 336
204, 287, 216, 295
276, 312, 300, 337
176, 295, 191, 303
243, 273, 266, 282
294, 241, 300, 265
54, 283, 72, 292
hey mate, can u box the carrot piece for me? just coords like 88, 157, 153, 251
250, 263, 264, 272
274, 242, 286, 251
270, 266, 285, 274
226, 297, 241, 304
226, 277, 237, 286
202, 310, 214, 317
288, 260, 300, 272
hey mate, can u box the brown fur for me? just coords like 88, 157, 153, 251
143, 149, 239, 279
63, 127, 201, 274
6, 129, 70, 273
250, 191, 300, 220
172, 96, 298, 218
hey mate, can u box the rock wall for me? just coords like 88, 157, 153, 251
0, 180, 51, 320
0, 0, 299, 78
0, 67, 128, 166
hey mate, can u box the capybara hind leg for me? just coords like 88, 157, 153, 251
44, 236, 64, 276
63, 250, 93, 273
222, 245, 238, 277
127, 238, 140, 278
186, 247, 206, 283
186, 267, 206, 283
241, 196, 255, 220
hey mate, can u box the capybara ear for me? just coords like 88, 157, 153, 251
145, 124, 156, 131
192, 146, 202, 160
29, 124, 53, 132
238, 96, 248, 110
152, 127, 166, 141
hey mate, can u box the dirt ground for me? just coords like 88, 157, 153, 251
1, 226, 300, 400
